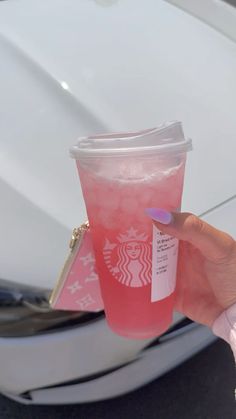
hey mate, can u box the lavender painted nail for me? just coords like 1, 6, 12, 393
145, 208, 172, 225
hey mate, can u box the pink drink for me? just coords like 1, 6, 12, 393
71, 122, 191, 339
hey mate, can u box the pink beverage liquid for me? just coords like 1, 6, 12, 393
77, 154, 186, 339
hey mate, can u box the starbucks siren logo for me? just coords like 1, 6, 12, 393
103, 227, 151, 287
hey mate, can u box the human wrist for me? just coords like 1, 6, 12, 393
212, 303, 236, 359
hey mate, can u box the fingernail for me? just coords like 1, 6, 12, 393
145, 208, 172, 225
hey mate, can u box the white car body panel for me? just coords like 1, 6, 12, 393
167, 0, 236, 42
0, 0, 235, 403
0, 318, 152, 395
0, 0, 236, 288
4, 324, 214, 404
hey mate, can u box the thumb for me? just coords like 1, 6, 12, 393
145, 208, 235, 263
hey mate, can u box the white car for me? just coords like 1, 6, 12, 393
0, 0, 236, 405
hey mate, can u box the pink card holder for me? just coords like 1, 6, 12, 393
50, 222, 104, 312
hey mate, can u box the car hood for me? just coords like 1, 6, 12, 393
0, 0, 236, 287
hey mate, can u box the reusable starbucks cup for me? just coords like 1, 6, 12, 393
70, 121, 192, 339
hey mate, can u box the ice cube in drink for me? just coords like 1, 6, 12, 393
77, 154, 185, 339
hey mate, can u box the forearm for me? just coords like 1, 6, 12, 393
212, 303, 236, 361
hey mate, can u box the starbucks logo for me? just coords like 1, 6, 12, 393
103, 227, 151, 287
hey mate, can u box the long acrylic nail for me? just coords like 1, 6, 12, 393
145, 208, 172, 225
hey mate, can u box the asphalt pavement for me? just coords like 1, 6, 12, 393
0, 340, 235, 419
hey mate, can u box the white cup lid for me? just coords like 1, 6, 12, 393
70, 121, 192, 158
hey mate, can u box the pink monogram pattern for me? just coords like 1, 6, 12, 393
52, 229, 104, 312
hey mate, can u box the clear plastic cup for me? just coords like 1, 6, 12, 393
70, 121, 192, 339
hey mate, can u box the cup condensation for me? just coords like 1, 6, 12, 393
71, 122, 192, 339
